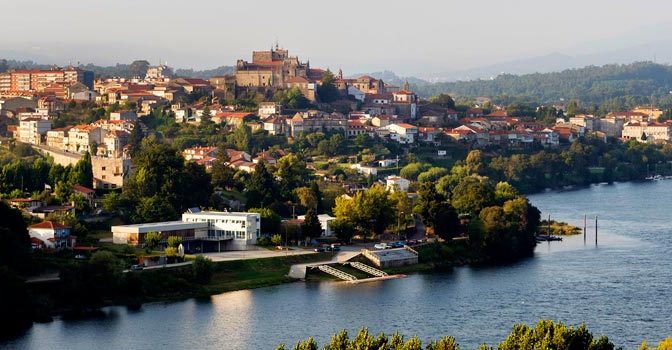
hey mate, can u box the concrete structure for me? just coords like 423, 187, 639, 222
5, 67, 93, 93
112, 209, 261, 251
28, 221, 75, 250
362, 247, 418, 268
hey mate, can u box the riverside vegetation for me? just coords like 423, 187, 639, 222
277, 320, 672, 350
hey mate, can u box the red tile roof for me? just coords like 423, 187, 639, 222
29, 221, 70, 230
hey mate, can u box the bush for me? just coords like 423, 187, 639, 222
192, 256, 213, 284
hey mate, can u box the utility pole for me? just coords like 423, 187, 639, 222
595, 215, 598, 245
583, 214, 587, 244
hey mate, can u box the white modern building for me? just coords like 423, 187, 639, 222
112, 209, 261, 252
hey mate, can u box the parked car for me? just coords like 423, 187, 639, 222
314, 247, 326, 253
390, 241, 406, 248
130, 264, 144, 271
74, 254, 87, 260
374, 243, 389, 250
330, 244, 341, 251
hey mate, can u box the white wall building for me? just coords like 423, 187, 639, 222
386, 176, 410, 192
18, 118, 52, 145
112, 209, 261, 251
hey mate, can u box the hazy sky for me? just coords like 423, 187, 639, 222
2, 0, 672, 75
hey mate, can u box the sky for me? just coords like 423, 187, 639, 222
2, 0, 672, 76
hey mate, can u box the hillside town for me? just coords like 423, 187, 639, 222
1, 47, 672, 255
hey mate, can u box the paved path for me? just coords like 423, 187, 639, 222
203, 248, 315, 262
288, 249, 361, 279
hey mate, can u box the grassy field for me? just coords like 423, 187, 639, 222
202, 253, 335, 294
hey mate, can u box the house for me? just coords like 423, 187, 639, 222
258, 102, 281, 118
28, 221, 75, 250
418, 127, 442, 144
99, 130, 130, 158
377, 158, 399, 168
46, 127, 70, 150
109, 111, 138, 122
67, 125, 102, 154
72, 184, 96, 207
622, 121, 672, 142
9, 198, 43, 212
112, 209, 261, 251
350, 163, 378, 176
213, 112, 254, 127
263, 116, 284, 135
385, 123, 418, 144
386, 176, 410, 192
18, 118, 51, 145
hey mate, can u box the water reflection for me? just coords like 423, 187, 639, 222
4, 181, 672, 349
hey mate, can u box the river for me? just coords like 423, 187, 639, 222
5, 181, 671, 350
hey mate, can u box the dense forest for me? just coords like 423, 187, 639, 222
414, 62, 672, 110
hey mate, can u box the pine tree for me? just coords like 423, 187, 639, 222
301, 208, 322, 240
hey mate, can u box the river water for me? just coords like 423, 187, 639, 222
5, 181, 672, 350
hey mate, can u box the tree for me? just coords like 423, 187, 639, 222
71, 151, 93, 188
428, 93, 456, 108
331, 219, 355, 243
231, 123, 252, 152
400, 162, 431, 181
310, 181, 324, 213
0, 202, 32, 273
416, 183, 460, 240
134, 195, 178, 223
167, 236, 182, 248
192, 256, 213, 284
271, 234, 283, 246
281, 86, 311, 109
275, 154, 309, 200
244, 161, 276, 209
143, 231, 162, 252
494, 181, 519, 204
0, 267, 34, 336
211, 146, 236, 189
295, 187, 318, 211
301, 209, 322, 240
333, 184, 395, 236
129, 60, 150, 78
127, 122, 143, 157
248, 208, 281, 235
451, 176, 495, 215
498, 320, 614, 350
317, 70, 341, 103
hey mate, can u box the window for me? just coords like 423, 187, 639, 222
235, 231, 245, 239
101, 166, 106, 171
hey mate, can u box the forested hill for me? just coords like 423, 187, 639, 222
414, 62, 672, 108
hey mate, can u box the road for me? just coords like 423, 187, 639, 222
203, 247, 315, 262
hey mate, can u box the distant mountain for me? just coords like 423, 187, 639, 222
414, 62, 672, 110
347, 70, 428, 86
424, 41, 672, 83
174, 66, 235, 79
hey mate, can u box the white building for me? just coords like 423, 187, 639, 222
28, 221, 75, 250
18, 118, 52, 145
386, 176, 410, 192
258, 102, 281, 118
112, 209, 261, 251
622, 121, 672, 142
384, 123, 418, 144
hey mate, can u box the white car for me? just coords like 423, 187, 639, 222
374, 243, 389, 250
